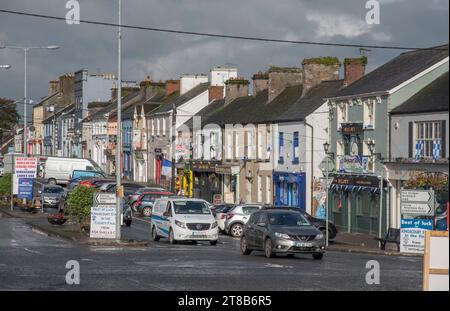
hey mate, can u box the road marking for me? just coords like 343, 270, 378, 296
264, 263, 293, 269
23, 248, 43, 255
133, 217, 152, 224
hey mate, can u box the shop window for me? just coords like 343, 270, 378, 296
293, 132, 299, 164
415, 121, 442, 159
370, 195, 379, 217
356, 195, 363, 216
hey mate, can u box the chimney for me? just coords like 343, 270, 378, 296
180, 74, 209, 95
49, 80, 60, 95
111, 82, 118, 101
165, 80, 181, 97
209, 86, 224, 102
267, 66, 302, 103
59, 74, 75, 107
344, 57, 367, 86
302, 57, 341, 95
139, 76, 152, 99
252, 72, 269, 95
224, 78, 249, 105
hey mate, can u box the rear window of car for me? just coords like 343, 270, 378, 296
242, 206, 260, 214
141, 194, 162, 202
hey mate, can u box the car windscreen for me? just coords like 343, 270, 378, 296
268, 212, 310, 226
44, 187, 64, 194
173, 201, 211, 215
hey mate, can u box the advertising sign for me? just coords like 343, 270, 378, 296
339, 155, 369, 174
400, 189, 434, 216
213, 194, 223, 205
17, 178, 34, 199
400, 218, 433, 254
90, 205, 117, 239
14, 157, 38, 178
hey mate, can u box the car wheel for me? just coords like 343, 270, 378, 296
48, 178, 56, 185
210, 240, 218, 246
313, 253, 324, 260
169, 228, 177, 245
124, 220, 131, 227
264, 238, 274, 258
142, 206, 152, 217
240, 236, 252, 255
151, 226, 160, 241
320, 228, 334, 241
230, 223, 243, 238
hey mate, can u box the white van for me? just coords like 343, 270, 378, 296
151, 197, 219, 245
44, 157, 104, 185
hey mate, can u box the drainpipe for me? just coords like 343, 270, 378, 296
305, 120, 314, 212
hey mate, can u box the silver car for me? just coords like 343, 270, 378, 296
224, 204, 263, 238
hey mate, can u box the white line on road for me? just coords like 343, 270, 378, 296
133, 217, 152, 224
23, 248, 43, 255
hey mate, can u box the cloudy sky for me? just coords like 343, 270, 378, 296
0, 0, 448, 118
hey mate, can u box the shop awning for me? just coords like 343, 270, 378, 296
330, 174, 387, 193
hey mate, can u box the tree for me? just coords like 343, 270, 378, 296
0, 98, 20, 143
67, 185, 97, 231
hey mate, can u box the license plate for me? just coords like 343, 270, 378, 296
295, 242, 312, 247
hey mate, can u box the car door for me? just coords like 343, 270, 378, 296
154, 200, 169, 237
253, 212, 268, 249
245, 212, 260, 248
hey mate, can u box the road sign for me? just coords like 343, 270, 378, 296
319, 156, 335, 173
400, 189, 435, 216
90, 205, 117, 239
93, 193, 117, 205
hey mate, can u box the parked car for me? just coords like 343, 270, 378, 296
103, 183, 147, 196
240, 208, 326, 259
67, 176, 97, 191
135, 191, 173, 216
224, 204, 264, 238
151, 198, 219, 245
128, 186, 166, 208
40, 185, 67, 208
44, 157, 104, 185
212, 204, 235, 232
98, 181, 117, 192
80, 178, 115, 188
71, 169, 106, 180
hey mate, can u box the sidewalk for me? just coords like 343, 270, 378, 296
0, 205, 147, 247
327, 232, 422, 257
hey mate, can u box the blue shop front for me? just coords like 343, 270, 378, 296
273, 172, 306, 209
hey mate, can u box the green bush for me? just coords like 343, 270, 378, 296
67, 185, 97, 226
0, 174, 12, 199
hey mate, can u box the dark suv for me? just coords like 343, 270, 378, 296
241, 209, 325, 259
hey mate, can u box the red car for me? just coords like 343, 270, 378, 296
135, 191, 173, 217
79, 178, 114, 188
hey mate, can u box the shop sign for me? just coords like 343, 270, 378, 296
339, 155, 370, 174
400, 218, 433, 254
341, 123, 363, 135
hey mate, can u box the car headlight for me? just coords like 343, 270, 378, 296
315, 233, 324, 240
211, 221, 218, 229
175, 220, 186, 229
274, 232, 290, 240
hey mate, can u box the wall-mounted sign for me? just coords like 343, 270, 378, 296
14, 157, 38, 178
401, 189, 435, 216
400, 218, 433, 254
339, 155, 370, 174
341, 123, 363, 135
18, 178, 34, 199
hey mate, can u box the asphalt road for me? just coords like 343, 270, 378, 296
0, 215, 423, 291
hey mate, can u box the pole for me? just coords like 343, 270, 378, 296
171, 104, 177, 193
115, 0, 122, 241
378, 175, 383, 246
23, 49, 27, 156
10, 154, 15, 211
325, 154, 329, 247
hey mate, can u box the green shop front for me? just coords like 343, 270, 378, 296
328, 174, 388, 235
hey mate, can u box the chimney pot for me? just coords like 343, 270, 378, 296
344, 57, 367, 86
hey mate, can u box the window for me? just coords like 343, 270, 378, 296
226, 131, 232, 160
293, 132, 299, 164
234, 131, 240, 159
246, 131, 253, 159
336, 140, 344, 169
150, 120, 154, 136
257, 176, 262, 203
356, 195, 363, 216
415, 121, 442, 158
162, 118, 167, 136
278, 132, 284, 164
337, 103, 347, 129
363, 101, 375, 129
210, 132, 217, 159
242, 206, 260, 214
258, 130, 264, 160
266, 177, 271, 204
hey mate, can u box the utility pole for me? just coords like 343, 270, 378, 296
115, 0, 122, 241
171, 104, 177, 193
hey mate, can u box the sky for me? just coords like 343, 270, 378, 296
0, 0, 448, 120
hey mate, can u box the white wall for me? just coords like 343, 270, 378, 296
180, 75, 208, 95
210, 68, 238, 86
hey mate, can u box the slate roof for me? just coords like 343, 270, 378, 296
333, 44, 448, 98
151, 83, 209, 114
33, 92, 60, 108
88, 91, 140, 121
204, 85, 303, 126
275, 80, 344, 122
390, 72, 449, 114
42, 103, 75, 123
184, 99, 226, 129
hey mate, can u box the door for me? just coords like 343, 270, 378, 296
253, 212, 268, 249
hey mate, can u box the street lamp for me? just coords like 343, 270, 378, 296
367, 139, 384, 247
0, 44, 60, 156
323, 141, 330, 247
0, 65, 12, 70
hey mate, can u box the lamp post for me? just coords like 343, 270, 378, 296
368, 140, 383, 246
0, 44, 59, 156
323, 141, 330, 247
115, 0, 123, 242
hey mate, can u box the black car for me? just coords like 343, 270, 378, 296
241, 209, 325, 259
262, 206, 338, 240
